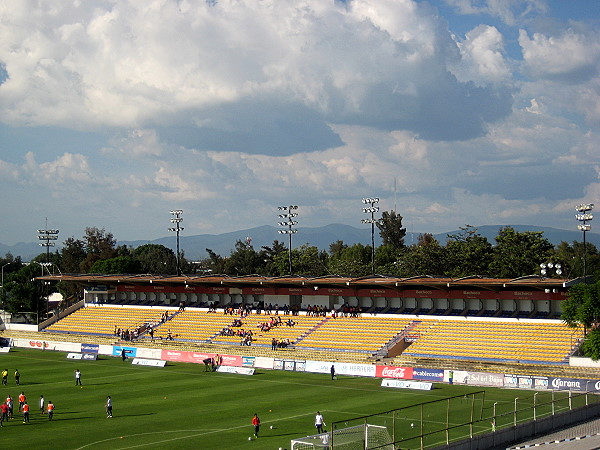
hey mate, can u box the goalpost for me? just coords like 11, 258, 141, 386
291, 424, 394, 449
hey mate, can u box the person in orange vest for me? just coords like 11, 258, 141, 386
252, 413, 261, 438
18, 392, 26, 412
22, 401, 29, 423
47, 401, 54, 420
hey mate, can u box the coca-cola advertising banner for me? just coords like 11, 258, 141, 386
375, 365, 414, 380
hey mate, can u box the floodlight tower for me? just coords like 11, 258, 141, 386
575, 203, 594, 283
168, 209, 184, 276
37, 219, 59, 264
277, 205, 298, 276
361, 197, 380, 275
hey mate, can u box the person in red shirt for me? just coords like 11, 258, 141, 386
18, 392, 26, 412
252, 413, 261, 438
0, 402, 8, 426
22, 401, 29, 423
47, 401, 55, 420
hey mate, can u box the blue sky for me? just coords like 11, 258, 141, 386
0, 0, 598, 246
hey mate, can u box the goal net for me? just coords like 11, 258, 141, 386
291, 424, 393, 449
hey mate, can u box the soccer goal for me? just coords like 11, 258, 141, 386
291, 424, 393, 449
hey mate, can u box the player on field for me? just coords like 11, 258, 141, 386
18, 392, 26, 412
315, 411, 325, 433
0, 402, 8, 425
47, 400, 55, 420
106, 396, 113, 418
252, 413, 261, 438
22, 401, 29, 423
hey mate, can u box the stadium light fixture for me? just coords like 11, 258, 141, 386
361, 197, 380, 275
575, 203, 594, 283
168, 209, 184, 276
37, 218, 59, 265
277, 205, 298, 276
539, 262, 562, 278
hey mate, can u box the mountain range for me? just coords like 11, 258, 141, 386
2, 224, 599, 262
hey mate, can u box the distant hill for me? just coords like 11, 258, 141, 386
2, 224, 599, 261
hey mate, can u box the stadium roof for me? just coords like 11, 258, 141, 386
36, 273, 580, 292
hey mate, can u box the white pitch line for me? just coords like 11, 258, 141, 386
76, 411, 314, 449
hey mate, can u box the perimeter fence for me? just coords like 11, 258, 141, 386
328, 389, 600, 449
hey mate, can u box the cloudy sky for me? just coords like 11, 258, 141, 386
1, 0, 599, 246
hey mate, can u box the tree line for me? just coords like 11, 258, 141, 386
1, 213, 599, 317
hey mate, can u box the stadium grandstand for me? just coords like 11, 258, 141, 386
1, 272, 592, 381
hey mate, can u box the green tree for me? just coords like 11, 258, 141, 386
224, 240, 263, 275
60, 237, 87, 273
2, 264, 44, 316
445, 225, 493, 277
376, 210, 407, 249
89, 256, 142, 274
562, 281, 600, 359
133, 244, 178, 274
203, 249, 226, 274
397, 234, 446, 276
328, 243, 371, 277
375, 244, 403, 275
328, 240, 347, 257
272, 244, 328, 277
489, 227, 554, 278
80, 227, 118, 272
260, 240, 288, 276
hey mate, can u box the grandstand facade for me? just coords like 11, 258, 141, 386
40, 273, 574, 318
24, 273, 587, 369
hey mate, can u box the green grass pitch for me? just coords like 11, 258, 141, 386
0, 348, 565, 449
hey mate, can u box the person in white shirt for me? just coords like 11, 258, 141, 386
315, 411, 325, 434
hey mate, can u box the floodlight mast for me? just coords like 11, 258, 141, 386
361, 197, 379, 275
168, 209, 184, 276
277, 205, 298, 276
575, 203, 594, 283
37, 218, 59, 265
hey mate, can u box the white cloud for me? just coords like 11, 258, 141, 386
519, 29, 600, 81
0, 0, 511, 141
445, 0, 547, 26
451, 25, 511, 85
